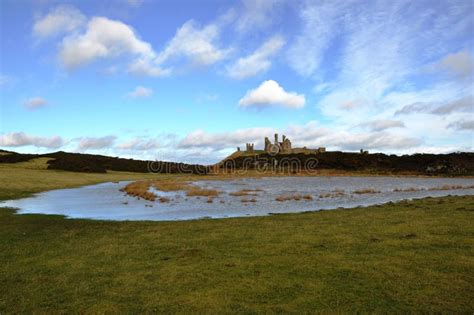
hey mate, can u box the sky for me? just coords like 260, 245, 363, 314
0, 0, 473, 164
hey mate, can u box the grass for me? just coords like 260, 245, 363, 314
120, 180, 157, 201
353, 188, 381, 194
240, 197, 257, 203
275, 193, 309, 202
394, 187, 423, 192
229, 189, 263, 196
1, 196, 473, 313
121, 179, 221, 200
319, 189, 346, 198
1, 160, 473, 312
185, 187, 220, 197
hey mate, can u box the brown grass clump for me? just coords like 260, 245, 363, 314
229, 189, 263, 197
186, 187, 220, 197
121, 180, 156, 201
152, 181, 190, 192
393, 187, 424, 192
302, 194, 313, 200
353, 188, 381, 194
241, 197, 257, 203
319, 189, 345, 198
275, 194, 302, 202
158, 197, 170, 203
429, 185, 466, 191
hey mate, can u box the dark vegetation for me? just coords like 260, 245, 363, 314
0, 150, 208, 174
223, 151, 474, 176
1, 149, 473, 176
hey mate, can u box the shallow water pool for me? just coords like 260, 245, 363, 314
1, 176, 473, 221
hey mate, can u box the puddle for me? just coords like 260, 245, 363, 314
1, 176, 473, 221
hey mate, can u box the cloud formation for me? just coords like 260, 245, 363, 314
239, 80, 305, 109
23, 97, 48, 110
395, 96, 473, 116
59, 17, 154, 69
0, 132, 64, 148
178, 127, 274, 150
116, 138, 160, 150
226, 35, 285, 79
432, 96, 473, 115
78, 136, 116, 150
128, 58, 170, 77
127, 86, 153, 98
155, 20, 230, 69
448, 120, 474, 131
436, 50, 474, 80
177, 121, 422, 156
235, 0, 282, 33
287, 1, 344, 77
33, 5, 86, 39
364, 119, 405, 132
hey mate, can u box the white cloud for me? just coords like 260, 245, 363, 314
280, 121, 420, 152
155, 20, 230, 69
33, 5, 86, 39
235, 0, 282, 33
394, 102, 430, 116
78, 136, 116, 150
395, 96, 473, 116
226, 35, 285, 79
116, 138, 160, 150
432, 96, 473, 115
59, 17, 155, 69
310, 0, 474, 130
177, 121, 422, 156
436, 50, 474, 79
0, 132, 64, 148
448, 120, 474, 131
326, 132, 421, 151
178, 127, 274, 150
33, 6, 233, 76
23, 97, 48, 110
127, 86, 153, 98
364, 119, 405, 132
238, 80, 305, 109
287, 1, 343, 77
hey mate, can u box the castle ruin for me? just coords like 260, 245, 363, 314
240, 133, 326, 155
264, 133, 292, 154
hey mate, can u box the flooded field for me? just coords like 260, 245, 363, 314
2, 176, 474, 221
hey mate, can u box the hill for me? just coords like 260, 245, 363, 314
0, 151, 208, 174
218, 151, 474, 176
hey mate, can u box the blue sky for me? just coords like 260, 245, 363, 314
1, 0, 473, 163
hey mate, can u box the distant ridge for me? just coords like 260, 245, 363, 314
216, 150, 474, 176
0, 150, 208, 174
2, 149, 473, 176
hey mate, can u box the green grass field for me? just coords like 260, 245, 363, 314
1, 159, 473, 312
